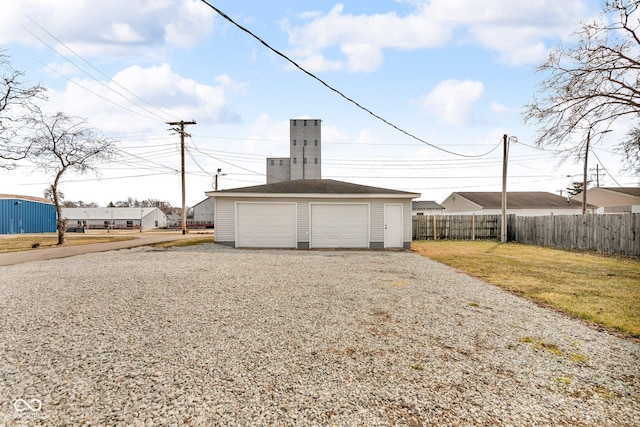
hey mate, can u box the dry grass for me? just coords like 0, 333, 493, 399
0, 234, 134, 253
151, 235, 215, 248
412, 240, 640, 337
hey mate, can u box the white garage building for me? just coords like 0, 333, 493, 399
206, 179, 419, 249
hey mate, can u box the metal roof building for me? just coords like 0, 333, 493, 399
0, 194, 57, 234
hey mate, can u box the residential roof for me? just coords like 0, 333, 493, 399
597, 187, 640, 198
209, 179, 420, 197
454, 192, 585, 209
0, 194, 52, 204
412, 201, 444, 210
61, 207, 164, 219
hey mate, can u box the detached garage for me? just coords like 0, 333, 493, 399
206, 179, 419, 249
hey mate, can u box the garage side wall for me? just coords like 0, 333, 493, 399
370, 199, 413, 249
212, 196, 414, 249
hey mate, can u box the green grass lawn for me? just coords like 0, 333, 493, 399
412, 240, 640, 337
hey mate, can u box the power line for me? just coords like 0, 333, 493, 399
198, 0, 501, 159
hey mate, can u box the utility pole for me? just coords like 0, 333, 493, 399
501, 134, 509, 243
167, 120, 196, 234
582, 128, 591, 215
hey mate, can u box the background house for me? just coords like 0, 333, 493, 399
572, 187, 640, 213
412, 200, 445, 216
62, 207, 167, 230
0, 194, 56, 234
441, 191, 586, 216
191, 198, 215, 226
207, 179, 419, 249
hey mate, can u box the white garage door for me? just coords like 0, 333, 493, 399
236, 202, 296, 248
310, 204, 369, 248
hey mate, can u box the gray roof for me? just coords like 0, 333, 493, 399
412, 201, 444, 210
455, 192, 585, 209
212, 179, 419, 196
598, 187, 640, 198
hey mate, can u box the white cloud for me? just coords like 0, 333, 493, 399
215, 74, 248, 95
283, 0, 592, 72
46, 63, 239, 133
490, 102, 509, 113
0, 0, 214, 59
419, 79, 484, 125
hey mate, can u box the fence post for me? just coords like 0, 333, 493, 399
472, 213, 476, 241
433, 215, 437, 240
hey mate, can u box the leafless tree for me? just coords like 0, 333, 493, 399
523, 0, 640, 175
26, 110, 115, 244
0, 50, 46, 168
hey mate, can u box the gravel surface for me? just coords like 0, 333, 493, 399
0, 243, 638, 426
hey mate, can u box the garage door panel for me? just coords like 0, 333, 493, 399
236, 203, 296, 248
311, 204, 368, 248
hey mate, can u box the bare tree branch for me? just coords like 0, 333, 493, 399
523, 0, 640, 175
25, 110, 115, 244
0, 50, 47, 168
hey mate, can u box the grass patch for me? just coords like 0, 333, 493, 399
0, 234, 134, 253
151, 235, 215, 248
412, 240, 640, 337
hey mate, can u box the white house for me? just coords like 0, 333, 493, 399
206, 179, 419, 249
191, 198, 215, 225
62, 207, 167, 230
441, 192, 587, 216
412, 200, 445, 216
571, 187, 640, 214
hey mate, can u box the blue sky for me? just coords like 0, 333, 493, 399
0, 0, 634, 207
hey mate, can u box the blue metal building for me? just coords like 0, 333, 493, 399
0, 195, 57, 234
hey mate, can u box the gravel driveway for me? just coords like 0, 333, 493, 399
1, 243, 638, 426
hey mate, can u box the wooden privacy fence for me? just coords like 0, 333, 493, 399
412, 213, 640, 256
516, 213, 640, 256
412, 214, 516, 241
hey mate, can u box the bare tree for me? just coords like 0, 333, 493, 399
26, 110, 115, 244
0, 50, 46, 168
523, 0, 640, 175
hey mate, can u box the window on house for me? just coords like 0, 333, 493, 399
279, 159, 283, 166
126, 220, 133, 227
314, 140, 318, 146
304, 140, 307, 146
304, 158, 307, 164
293, 120, 296, 126
293, 158, 297, 164
314, 120, 318, 126
314, 158, 318, 164
304, 120, 307, 126
270, 160, 274, 166
155, 221, 158, 227
293, 139, 297, 146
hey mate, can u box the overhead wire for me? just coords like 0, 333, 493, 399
198, 0, 502, 159
21, 17, 175, 123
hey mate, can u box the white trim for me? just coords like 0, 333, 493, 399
207, 192, 419, 199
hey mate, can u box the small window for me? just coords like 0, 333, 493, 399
279, 159, 283, 166
417, 212, 424, 216
293, 139, 297, 146
293, 120, 296, 126
304, 139, 307, 146
304, 158, 307, 164
304, 120, 307, 126
270, 159, 274, 166
155, 221, 158, 227
314, 158, 318, 164
314, 120, 318, 126
314, 139, 318, 146
293, 158, 297, 164
126, 220, 133, 227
